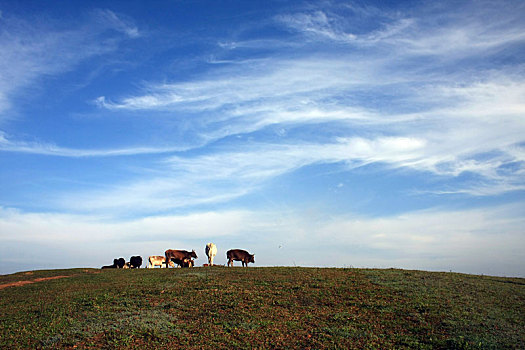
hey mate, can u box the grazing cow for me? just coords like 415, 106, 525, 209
165, 249, 197, 268
102, 258, 123, 269
147, 255, 175, 268
227, 249, 255, 267
116, 258, 126, 269
123, 262, 131, 269
205, 243, 218, 266
130, 256, 142, 268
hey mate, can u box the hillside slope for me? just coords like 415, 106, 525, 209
1, 267, 524, 349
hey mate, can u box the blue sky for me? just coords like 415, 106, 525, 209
1, 0, 524, 276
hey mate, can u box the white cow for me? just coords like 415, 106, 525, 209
147, 255, 175, 268
205, 243, 218, 266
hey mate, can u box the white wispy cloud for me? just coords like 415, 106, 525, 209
96, 58, 363, 112
276, 2, 525, 56
4, 1, 524, 217
0, 9, 139, 118
0, 131, 182, 157
94, 59, 525, 199
57, 136, 428, 213
94, 9, 140, 38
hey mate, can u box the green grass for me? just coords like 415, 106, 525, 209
1, 267, 523, 349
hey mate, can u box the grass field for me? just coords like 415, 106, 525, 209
1, 267, 524, 349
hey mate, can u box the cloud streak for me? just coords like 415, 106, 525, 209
0, 131, 182, 157
0, 9, 139, 118
277, 2, 525, 56
57, 136, 428, 213
93, 60, 525, 200
2, 2, 523, 214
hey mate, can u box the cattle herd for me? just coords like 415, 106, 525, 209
101, 243, 255, 269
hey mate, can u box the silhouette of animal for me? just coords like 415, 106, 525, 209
226, 249, 254, 267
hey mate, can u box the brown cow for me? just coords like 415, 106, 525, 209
165, 249, 197, 268
226, 249, 254, 267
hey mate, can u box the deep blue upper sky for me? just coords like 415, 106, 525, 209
0, 0, 524, 276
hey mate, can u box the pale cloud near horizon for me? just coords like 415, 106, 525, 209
1, 204, 523, 276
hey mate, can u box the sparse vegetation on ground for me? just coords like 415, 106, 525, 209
1, 267, 523, 349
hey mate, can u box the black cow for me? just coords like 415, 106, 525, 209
226, 249, 255, 267
102, 257, 125, 269
165, 249, 197, 268
170, 257, 194, 268
116, 258, 126, 268
130, 256, 143, 268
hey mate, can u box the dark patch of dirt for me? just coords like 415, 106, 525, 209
0, 275, 73, 290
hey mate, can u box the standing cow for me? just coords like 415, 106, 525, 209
226, 249, 254, 267
205, 243, 217, 266
130, 256, 142, 268
165, 249, 197, 268
147, 255, 175, 268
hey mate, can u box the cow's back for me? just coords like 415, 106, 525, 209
165, 249, 190, 260
227, 249, 249, 260
149, 255, 164, 265
149, 255, 163, 263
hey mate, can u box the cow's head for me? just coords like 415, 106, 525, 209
190, 250, 198, 259
248, 254, 255, 263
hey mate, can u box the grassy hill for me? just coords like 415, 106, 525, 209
1, 267, 524, 349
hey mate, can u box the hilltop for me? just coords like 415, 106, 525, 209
1, 267, 524, 349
